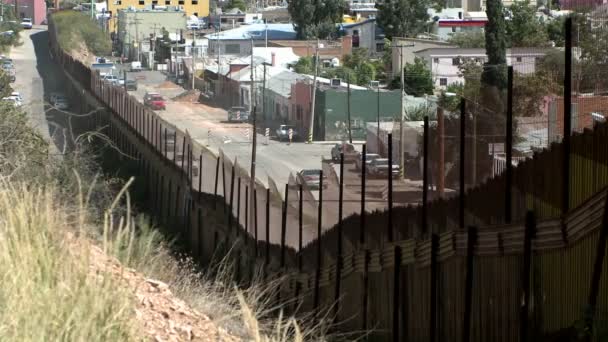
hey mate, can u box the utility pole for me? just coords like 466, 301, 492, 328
191, 40, 196, 90
399, 48, 405, 179
307, 40, 319, 143
250, 38, 255, 109
262, 62, 267, 123
347, 74, 352, 143
249, 40, 259, 234
377, 85, 381, 151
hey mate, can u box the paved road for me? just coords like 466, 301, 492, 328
124, 69, 334, 197
10, 26, 59, 151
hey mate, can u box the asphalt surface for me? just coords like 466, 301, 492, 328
10, 26, 58, 151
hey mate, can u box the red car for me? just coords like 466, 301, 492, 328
144, 92, 166, 110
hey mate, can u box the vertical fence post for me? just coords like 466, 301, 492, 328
265, 188, 270, 266
430, 233, 439, 342
173, 132, 177, 164
236, 177, 241, 232
166, 180, 172, 224
360, 144, 367, 245
362, 249, 370, 333
198, 154, 203, 201
423, 116, 429, 235
520, 211, 536, 342
198, 208, 203, 259
222, 160, 227, 213
585, 193, 608, 341
298, 184, 303, 271
334, 152, 345, 320
388, 133, 394, 242
159, 175, 164, 221
254, 188, 258, 257
181, 137, 186, 176
563, 17, 572, 216
214, 156, 220, 210
245, 185, 249, 237
460, 99, 466, 230
506, 67, 513, 224
228, 164, 235, 233
462, 226, 478, 342
314, 170, 324, 320
392, 246, 402, 342
281, 184, 289, 268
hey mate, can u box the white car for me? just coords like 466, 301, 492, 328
20, 18, 32, 29
102, 74, 120, 85
10, 92, 22, 103
2, 96, 21, 106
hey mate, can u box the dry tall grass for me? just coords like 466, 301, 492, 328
0, 180, 138, 341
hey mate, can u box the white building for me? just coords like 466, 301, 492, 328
413, 47, 549, 88
339, 18, 384, 54
207, 23, 297, 57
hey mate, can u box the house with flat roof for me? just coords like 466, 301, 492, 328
206, 23, 297, 57
413, 47, 549, 88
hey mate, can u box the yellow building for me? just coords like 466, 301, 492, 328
106, 0, 209, 32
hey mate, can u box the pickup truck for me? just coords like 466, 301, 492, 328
144, 92, 166, 110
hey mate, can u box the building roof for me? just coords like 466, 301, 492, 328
227, 64, 286, 82
413, 47, 551, 56
252, 47, 300, 68
206, 23, 297, 41
339, 18, 376, 29
265, 71, 307, 97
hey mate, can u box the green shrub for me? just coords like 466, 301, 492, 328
52, 11, 111, 56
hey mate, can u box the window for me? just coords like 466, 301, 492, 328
225, 44, 240, 54
440, 78, 447, 86
193, 12, 198, 16
516, 57, 522, 62
138, 0, 144, 4
165, 0, 171, 4
452, 57, 461, 66
192, 0, 198, 4
178, 0, 184, 3
451, 26, 457, 33
152, 0, 157, 3
433, 57, 439, 63
115, 0, 121, 4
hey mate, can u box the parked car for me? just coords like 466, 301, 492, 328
20, 18, 32, 29
125, 79, 137, 90
296, 169, 327, 190
227, 106, 249, 123
331, 142, 358, 162
10, 92, 22, 103
367, 158, 400, 178
130, 61, 142, 72
144, 92, 166, 110
276, 125, 298, 141
102, 74, 120, 85
355, 152, 381, 171
187, 22, 202, 30
2, 95, 21, 106
3, 68, 15, 82
54, 95, 69, 110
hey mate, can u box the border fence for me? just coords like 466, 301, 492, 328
49, 14, 608, 341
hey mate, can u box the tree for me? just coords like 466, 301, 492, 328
376, 0, 431, 39
481, 0, 507, 90
447, 31, 486, 48
390, 58, 433, 96
225, 0, 246, 11
293, 56, 315, 74
545, 17, 565, 47
288, 0, 346, 39
506, 1, 549, 47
